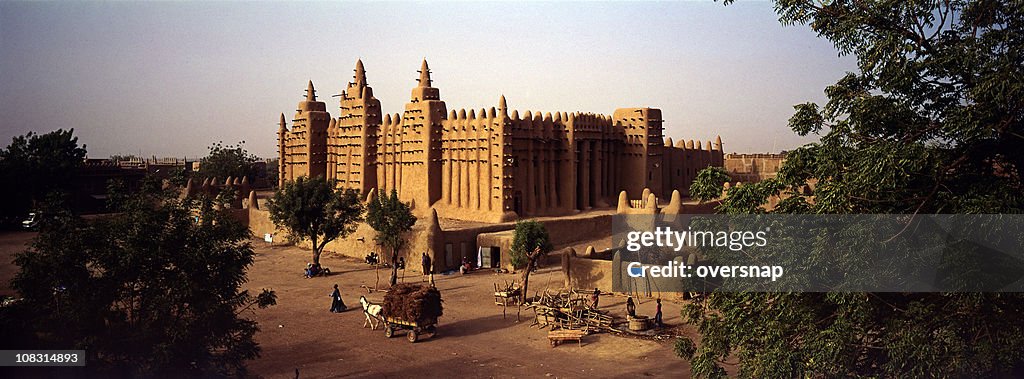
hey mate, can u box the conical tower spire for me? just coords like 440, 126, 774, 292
417, 59, 431, 88
410, 59, 440, 102
354, 59, 366, 87
305, 80, 316, 101
278, 113, 287, 131
499, 94, 507, 114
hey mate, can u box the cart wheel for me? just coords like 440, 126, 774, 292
408, 330, 419, 343
426, 325, 437, 337
384, 326, 394, 338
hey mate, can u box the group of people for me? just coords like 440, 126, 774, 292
304, 263, 327, 278
364, 252, 379, 266
459, 256, 475, 274
321, 252, 437, 315
361, 252, 406, 270
421, 252, 436, 286
317, 253, 665, 326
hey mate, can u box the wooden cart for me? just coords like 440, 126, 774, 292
383, 316, 437, 343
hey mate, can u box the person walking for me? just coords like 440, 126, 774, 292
591, 288, 601, 309
330, 284, 347, 313
654, 298, 663, 327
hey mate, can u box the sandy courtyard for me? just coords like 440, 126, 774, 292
1, 231, 696, 378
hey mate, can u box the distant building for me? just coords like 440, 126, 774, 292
278, 60, 724, 222
724, 152, 787, 183
72, 157, 197, 213
73, 159, 148, 213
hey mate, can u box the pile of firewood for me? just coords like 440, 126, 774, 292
527, 289, 613, 331
383, 283, 443, 324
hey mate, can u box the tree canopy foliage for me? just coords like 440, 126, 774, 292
0, 176, 276, 376
678, 1, 1024, 377
200, 141, 259, 181
0, 129, 87, 221
266, 158, 280, 188
510, 220, 553, 269
366, 189, 417, 286
267, 176, 364, 266
510, 220, 553, 305
688, 167, 731, 203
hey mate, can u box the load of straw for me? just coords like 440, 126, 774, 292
383, 283, 443, 324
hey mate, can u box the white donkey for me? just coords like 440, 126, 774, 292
359, 296, 383, 330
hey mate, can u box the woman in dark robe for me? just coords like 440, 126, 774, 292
330, 284, 347, 312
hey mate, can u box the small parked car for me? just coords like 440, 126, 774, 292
21, 212, 40, 230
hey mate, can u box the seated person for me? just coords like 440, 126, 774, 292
397, 257, 405, 270
304, 263, 314, 278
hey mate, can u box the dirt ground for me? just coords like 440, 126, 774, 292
1, 231, 698, 378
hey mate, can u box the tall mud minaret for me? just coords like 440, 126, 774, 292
277, 113, 288, 186
291, 80, 331, 179
333, 59, 381, 194
400, 59, 447, 212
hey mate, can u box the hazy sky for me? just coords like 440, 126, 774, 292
0, 1, 856, 159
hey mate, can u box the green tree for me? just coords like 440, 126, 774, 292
267, 158, 280, 188
0, 176, 276, 376
678, 1, 1024, 377
0, 129, 87, 220
689, 167, 731, 203
200, 141, 259, 181
267, 176, 364, 267
509, 220, 553, 305
167, 166, 191, 187
366, 189, 417, 287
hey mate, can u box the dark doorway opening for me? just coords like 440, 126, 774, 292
513, 191, 523, 215
576, 148, 585, 210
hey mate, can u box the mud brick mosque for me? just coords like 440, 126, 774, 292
276, 59, 725, 223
